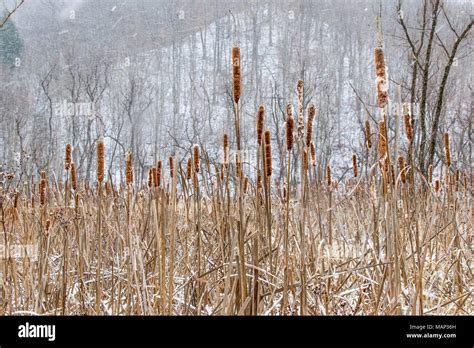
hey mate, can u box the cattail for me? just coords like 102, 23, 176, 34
65, 143, 72, 171
443, 133, 451, 167
186, 159, 192, 180
297, 80, 304, 138
303, 148, 308, 171
264, 130, 272, 177
398, 156, 406, 184
169, 156, 174, 178
244, 176, 248, 193
14, 190, 19, 209
403, 104, 413, 142
235, 153, 242, 178
374, 48, 386, 78
232, 46, 241, 104
365, 120, 372, 149
326, 165, 332, 187
97, 140, 104, 183
45, 219, 51, 235
71, 163, 77, 190
152, 167, 158, 187
428, 164, 433, 183
455, 169, 460, 183
434, 179, 440, 193
306, 104, 316, 147
223, 134, 229, 167
378, 121, 388, 160
310, 142, 316, 167
220, 164, 225, 182
352, 154, 358, 177
390, 164, 395, 185
40, 176, 46, 206
286, 115, 294, 151
374, 47, 388, 108
193, 145, 200, 173
156, 160, 162, 186
126, 152, 133, 185
148, 168, 153, 188
256, 106, 265, 146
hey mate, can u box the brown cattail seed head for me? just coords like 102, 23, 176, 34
65, 143, 72, 171
443, 133, 451, 167
148, 168, 153, 188
398, 156, 406, 184
193, 145, 200, 173
156, 161, 162, 186
378, 121, 388, 160
390, 164, 396, 185
303, 148, 308, 171
428, 164, 433, 183
403, 104, 413, 142
40, 176, 46, 206
306, 104, 316, 147
365, 120, 372, 149
244, 176, 248, 193
235, 153, 242, 178
264, 130, 272, 177
310, 142, 316, 167
45, 219, 51, 235
223, 134, 229, 167
352, 154, 358, 178
374, 47, 386, 78
286, 115, 294, 151
297, 80, 304, 138
326, 165, 332, 187
374, 48, 388, 108
186, 159, 192, 180
256, 106, 265, 146
152, 167, 158, 187
126, 152, 133, 185
97, 140, 105, 183
169, 156, 174, 178
70, 163, 77, 190
232, 46, 241, 104
434, 179, 440, 193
